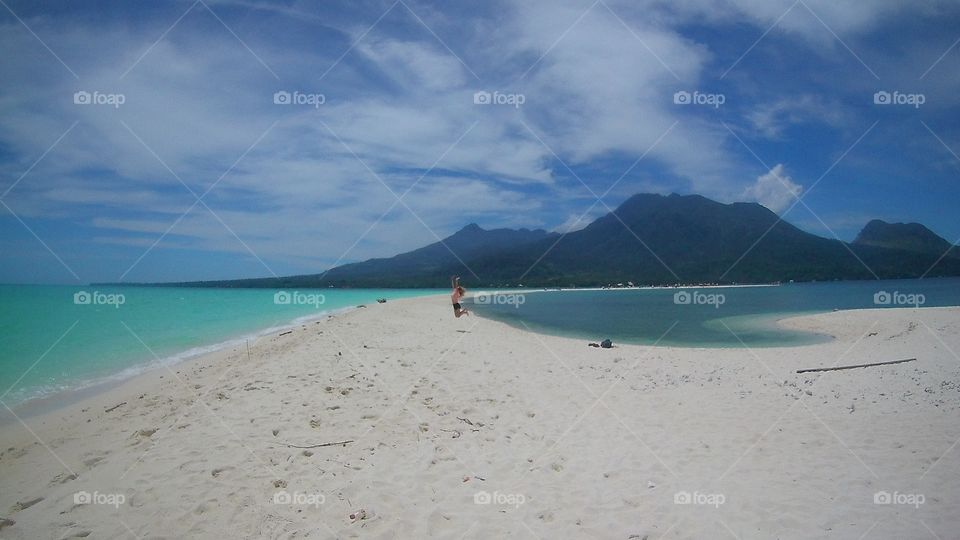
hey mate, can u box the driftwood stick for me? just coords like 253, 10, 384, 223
105, 402, 126, 413
284, 440, 354, 449
797, 358, 916, 374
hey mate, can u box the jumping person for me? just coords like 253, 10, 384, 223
451, 275, 469, 318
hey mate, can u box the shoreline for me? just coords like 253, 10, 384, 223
0, 299, 818, 418
1, 301, 408, 421
0, 296, 439, 447
1, 300, 953, 425
6, 294, 956, 421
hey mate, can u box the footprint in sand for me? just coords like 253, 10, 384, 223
48, 472, 78, 486
4, 447, 28, 459
10, 497, 43, 513
211, 467, 234, 478
83, 456, 106, 468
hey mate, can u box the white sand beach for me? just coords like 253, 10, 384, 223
1, 297, 958, 539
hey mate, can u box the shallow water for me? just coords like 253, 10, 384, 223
0, 285, 443, 405
466, 278, 960, 348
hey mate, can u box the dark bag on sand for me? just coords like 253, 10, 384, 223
600, 339, 612, 349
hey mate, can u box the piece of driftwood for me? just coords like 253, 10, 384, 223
796, 358, 916, 374
279, 330, 293, 336
284, 440, 354, 449
105, 402, 126, 412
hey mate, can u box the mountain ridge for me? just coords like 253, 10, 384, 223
103, 193, 960, 288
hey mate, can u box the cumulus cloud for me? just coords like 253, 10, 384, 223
743, 164, 802, 213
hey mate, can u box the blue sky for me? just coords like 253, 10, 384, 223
1, 0, 958, 284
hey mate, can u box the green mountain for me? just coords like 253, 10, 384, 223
123, 193, 960, 288
456, 193, 960, 286
853, 219, 957, 256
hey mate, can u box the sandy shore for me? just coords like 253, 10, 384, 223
1, 297, 958, 539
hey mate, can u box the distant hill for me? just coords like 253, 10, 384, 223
853, 219, 957, 256
457, 193, 960, 285
117, 193, 960, 288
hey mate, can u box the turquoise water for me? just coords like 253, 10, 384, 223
0, 286, 443, 405
467, 278, 960, 348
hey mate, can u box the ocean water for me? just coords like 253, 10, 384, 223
467, 278, 960, 348
0, 286, 443, 406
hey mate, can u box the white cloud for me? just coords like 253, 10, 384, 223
357, 38, 468, 92
501, 0, 740, 192
745, 95, 849, 138
743, 164, 802, 213
553, 212, 595, 234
